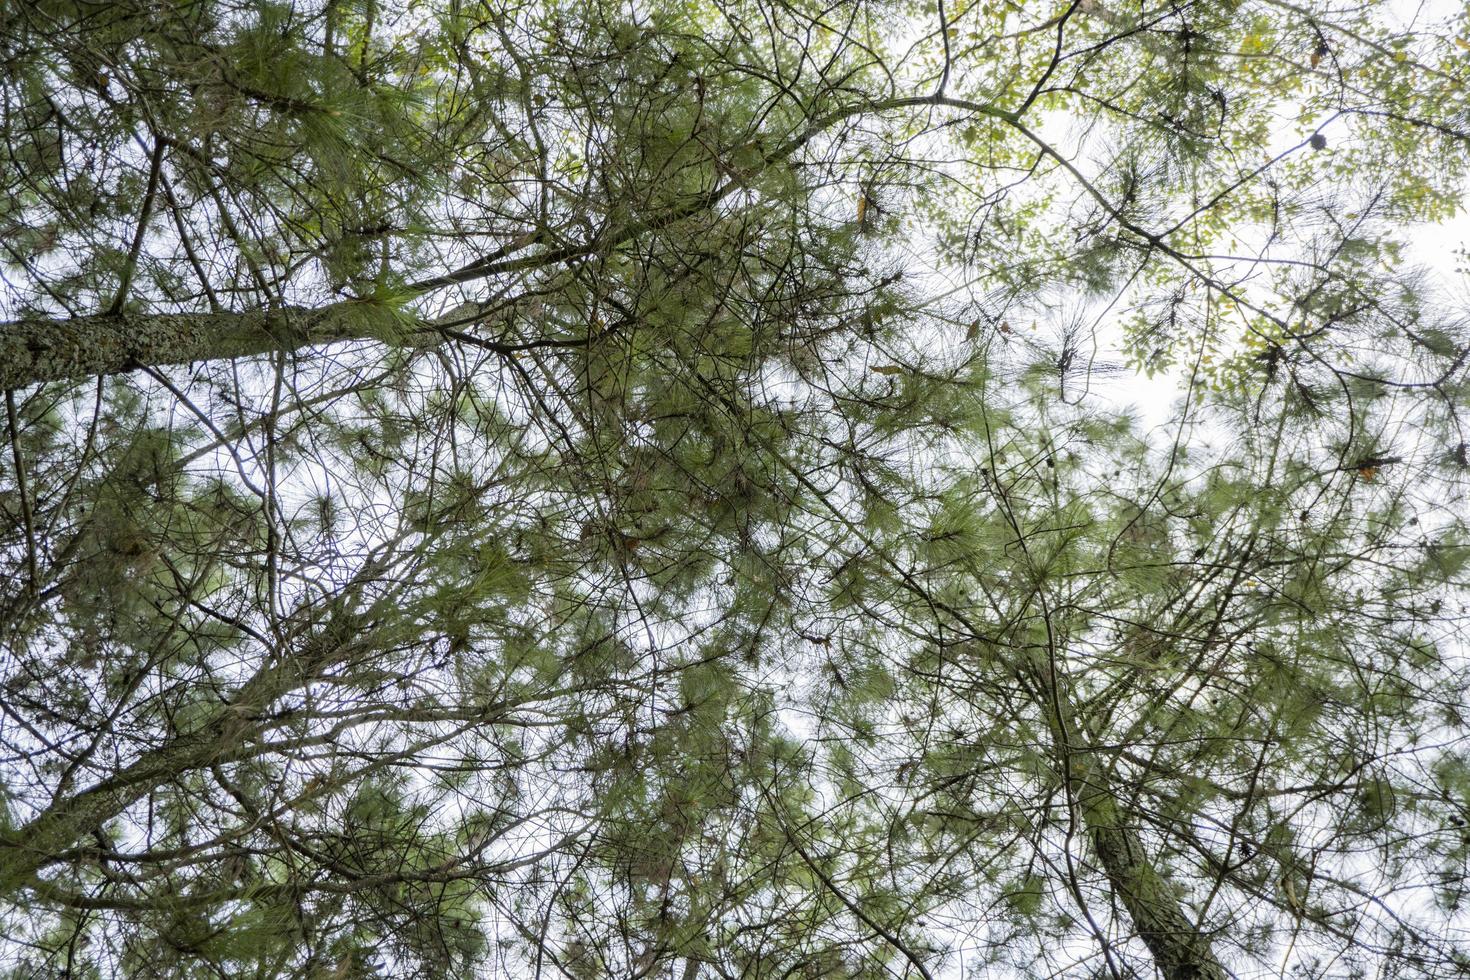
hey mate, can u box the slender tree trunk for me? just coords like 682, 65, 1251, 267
0, 603, 364, 895
1073, 759, 1230, 980
0, 671, 286, 893
0, 305, 420, 391
0, 94, 999, 395
1039, 668, 1229, 980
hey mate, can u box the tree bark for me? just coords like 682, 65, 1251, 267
0, 602, 366, 896
0, 673, 286, 894
1073, 759, 1230, 980
1038, 668, 1230, 979
0, 94, 1008, 394
0, 305, 403, 391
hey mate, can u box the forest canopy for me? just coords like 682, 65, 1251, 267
2, 0, 1470, 976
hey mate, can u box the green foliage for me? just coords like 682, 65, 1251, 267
1, 0, 1469, 977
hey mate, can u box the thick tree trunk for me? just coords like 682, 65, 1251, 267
0, 305, 405, 391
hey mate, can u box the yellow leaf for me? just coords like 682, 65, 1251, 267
871, 364, 905, 375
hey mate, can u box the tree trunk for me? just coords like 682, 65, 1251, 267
1039, 669, 1229, 979
0, 603, 366, 895
0, 678, 279, 893
1073, 759, 1230, 980
0, 305, 412, 391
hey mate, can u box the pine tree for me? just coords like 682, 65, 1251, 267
1, 1, 1468, 976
